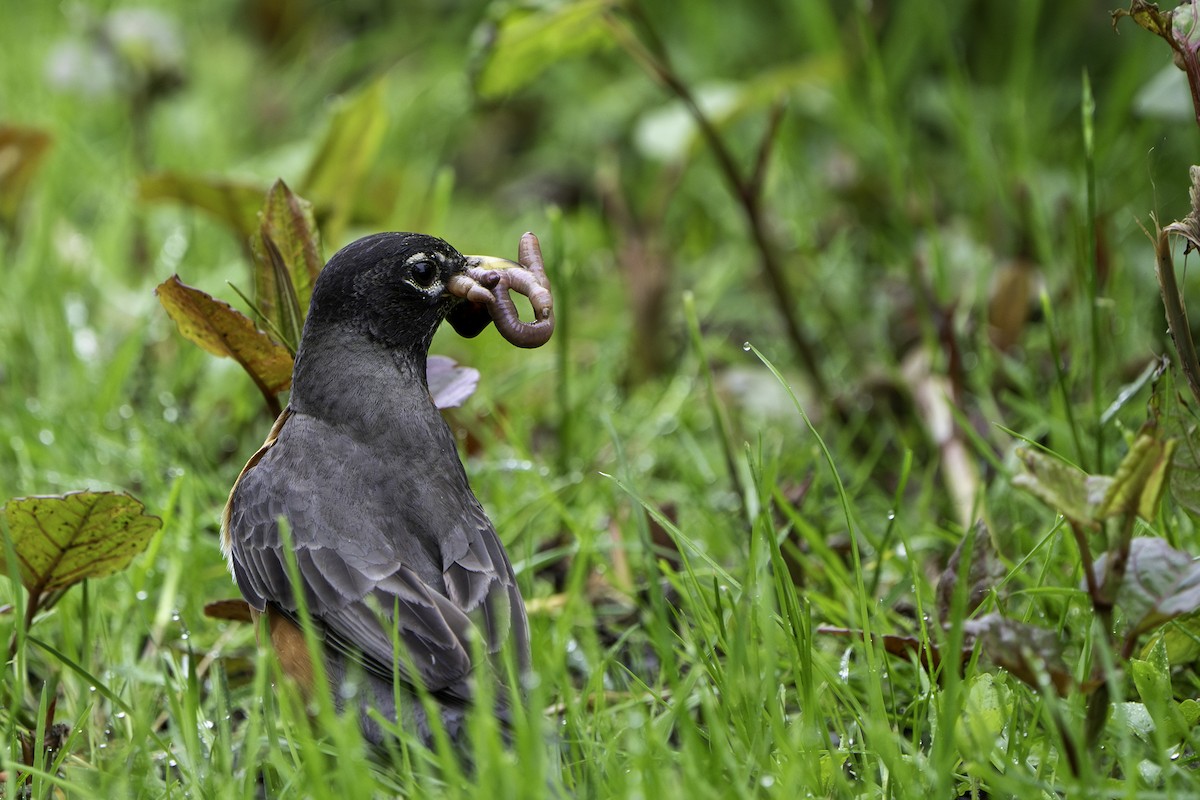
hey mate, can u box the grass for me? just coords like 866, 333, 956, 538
2, 0, 1200, 797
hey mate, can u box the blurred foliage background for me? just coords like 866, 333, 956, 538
4, 0, 1200, 796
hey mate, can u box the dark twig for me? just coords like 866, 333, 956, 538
603, 7, 829, 400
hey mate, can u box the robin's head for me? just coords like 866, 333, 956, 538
302, 233, 500, 353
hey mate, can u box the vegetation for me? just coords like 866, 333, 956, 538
4, 1, 1200, 797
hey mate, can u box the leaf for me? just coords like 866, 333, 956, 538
1013, 447, 1109, 529
986, 259, 1038, 352
1150, 363, 1200, 516
249, 180, 321, 352
633, 58, 840, 163
155, 275, 293, 398
816, 626, 960, 672
936, 520, 1003, 621
1093, 537, 1200, 637
1099, 429, 1177, 521
956, 673, 1013, 753
1130, 637, 1193, 742
426, 355, 480, 410
301, 76, 389, 239
0, 125, 53, 231
257, 179, 323, 313
962, 612, 1077, 695
203, 599, 254, 623
1, 492, 161, 596
472, 0, 615, 99
1143, 610, 1200, 664
139, 172, 268, 244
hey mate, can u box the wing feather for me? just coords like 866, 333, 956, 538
223, 408, 526, 701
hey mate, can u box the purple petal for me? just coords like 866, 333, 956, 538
427, 354, 480, 409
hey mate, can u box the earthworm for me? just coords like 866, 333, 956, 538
464, 232, 555, 348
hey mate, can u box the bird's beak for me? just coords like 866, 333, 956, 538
445, 258, 506, 339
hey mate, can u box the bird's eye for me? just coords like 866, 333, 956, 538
410, 260, 438, 288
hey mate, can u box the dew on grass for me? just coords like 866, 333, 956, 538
742, 342, 751, 351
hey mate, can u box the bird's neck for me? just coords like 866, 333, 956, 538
288, 331, 438, 439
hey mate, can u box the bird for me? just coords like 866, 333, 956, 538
220, 232, 543, 749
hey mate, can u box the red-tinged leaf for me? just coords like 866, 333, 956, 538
252, 179, 322, 332
1092, 537, 1200, 637
0, 125, 53, 230
962, 613, 1079, 695
936, 520, 1003, 621
139, 172, 268, 244
816, 626, 961, 672
155, 275, 293, 411
427, 355, 480, 409
1, 492, 161, 596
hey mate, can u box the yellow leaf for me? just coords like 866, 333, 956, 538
2, 492, 161, 595
155, 275, 293, 395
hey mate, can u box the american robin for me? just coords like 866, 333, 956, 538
221, 232, 552, 748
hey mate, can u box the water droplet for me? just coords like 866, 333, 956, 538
136, 591, 148, 602
742, 342, 752, 352
38, 429, 55, 446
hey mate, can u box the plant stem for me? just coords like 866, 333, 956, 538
605, 7, 830, 401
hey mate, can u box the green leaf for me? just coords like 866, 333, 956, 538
1143, 611, 1200, 664
956, 673, 1012, 754
301, 76, 389, 240
155, 275, 293, 396
0, 125, 53, 232
1093, 536, 1200, 637
1150, 364, 1200, 516
1099, 429, 1177, 521
249, 179, 321, 352
1130, 637, 1192, 742
472, 0, 615, 99
1, 492, 161, 596
139, 172, 268, 244
1012, 447, 1108, 528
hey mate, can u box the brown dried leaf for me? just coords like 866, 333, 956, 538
203, 599, 254, 623
0, 125, 53, 230
987, 259, 1038, 352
